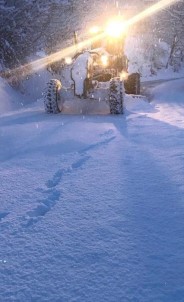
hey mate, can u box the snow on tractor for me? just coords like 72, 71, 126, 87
44, 19, 141, 115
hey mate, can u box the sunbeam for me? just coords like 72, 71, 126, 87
8, 33, 104, 78
125, 0, 181, 28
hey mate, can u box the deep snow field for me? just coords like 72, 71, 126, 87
0, 76, 184, 301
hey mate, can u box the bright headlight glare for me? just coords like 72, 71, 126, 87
120, 71, 128, 80
89, 26, 100, 35
65, 57, 72, 64
106, 20, 125, 38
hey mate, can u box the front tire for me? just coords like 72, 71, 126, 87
109, 77, 124, 114
124, 73, 140, 95
44, 79, 62, 113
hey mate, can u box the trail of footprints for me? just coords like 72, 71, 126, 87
21, 155, 91, 227
20, 131, 116, 228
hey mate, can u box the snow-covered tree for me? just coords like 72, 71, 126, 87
0, 1, 52, 69
155, 2, 184, 69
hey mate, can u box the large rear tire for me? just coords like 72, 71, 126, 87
109, 77, 124, 114
44, 79, 62, 114
124, 73, 140, 95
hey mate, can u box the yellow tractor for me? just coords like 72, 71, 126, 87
44, 18, 140, 115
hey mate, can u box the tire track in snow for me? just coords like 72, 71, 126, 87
20, 132, 116, 228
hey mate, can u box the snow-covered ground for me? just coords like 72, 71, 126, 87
0, 78, 184, 301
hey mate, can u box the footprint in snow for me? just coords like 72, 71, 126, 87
46, 155, 91, 188
21, 188, 61, 228
79, 136, 116, 155
0, 212, 9, 221
21, 136, 115, 228
99, 129, 114, 137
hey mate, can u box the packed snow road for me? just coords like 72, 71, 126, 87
0, 79, 184, 302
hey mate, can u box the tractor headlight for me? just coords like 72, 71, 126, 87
65, 57, 72, 65
120, 71, 128, 80
89, 26, 100, 35
105, 19, 125, 38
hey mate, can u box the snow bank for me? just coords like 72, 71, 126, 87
21, 54, 57, 101
125, 35, 184, 80
22, 70, 53, 101
0, 60, 56, 116
150, 78, 184, 105
148, 78, 184, 129
142, 66, 184, 81
0, 77, 25, 115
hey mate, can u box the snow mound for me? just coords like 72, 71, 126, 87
0, 77, 25, 115
125, 95, 152, 112
150, 79, 184, 105
148, 79, 184, 129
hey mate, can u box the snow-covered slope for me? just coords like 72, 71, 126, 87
0, 77, 26, 114
148, 78, 184, 128
0, 79, 184, 301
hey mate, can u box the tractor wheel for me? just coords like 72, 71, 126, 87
83, 78, 91, 98
44, 79, 62, 113
109, 77, 124, 114
124, 73, 140, 95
